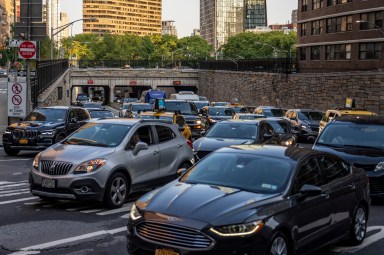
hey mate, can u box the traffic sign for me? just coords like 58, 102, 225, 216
18, 41, 37, 59
8, 82, 27, 117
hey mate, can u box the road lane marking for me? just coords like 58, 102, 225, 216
96, 202, 132, 215
0, 183, 29, 189
66, 205, 94, 211
10, 226, 127, 254
0, 181, 13, 185
0, 197, 38, 205
0, 191, 30, 197
331, 226, 384, 253
80, 208, 104, 213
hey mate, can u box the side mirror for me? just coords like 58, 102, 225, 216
177, 168, 188, 177
132, 141, 149, 155
300, 184, 322, 197
307, 136, 316, 143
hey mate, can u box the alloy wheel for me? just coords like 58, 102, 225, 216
354, 207, 367, 242
110, 176, 127, 206
270, 236, 288, 255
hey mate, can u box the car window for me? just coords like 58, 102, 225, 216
129, 126, 153, 148
68, 109, 78, 121
206, 123, 257, 139
24, 108, 67, 122
319, 156, 350, 183
267, 120, 291, 134
76, 109, 89, 121
292, 158, 323, 195
165, 102, 198, 115
155, 125, 176, 143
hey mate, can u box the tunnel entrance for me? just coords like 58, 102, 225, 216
71, 85, 111, 105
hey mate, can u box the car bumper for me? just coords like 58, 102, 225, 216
3, 135, 54, 150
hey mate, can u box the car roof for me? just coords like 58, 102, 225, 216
138, 111, 175, 117
331, 115, 384, 125
218, 119, 262, 125
123, 102, 150, 105
326, 108, 376, 115
287, 109, 322, 112
36, 106, 71, 110
236, 113, 265, 116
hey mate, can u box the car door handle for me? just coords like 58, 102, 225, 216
348, 184, 356, 190
153, 151, 159, 155
177, 144, 182, 148
321, 193, 329, 199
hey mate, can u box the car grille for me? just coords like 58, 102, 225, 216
136, 221, 213, 250
40, 161, 73, 176
12, 130, 39, 139
309, 125, 319, 132
369, 176, 384, 195
196, 150, 212, 159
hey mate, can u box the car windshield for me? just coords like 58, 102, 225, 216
263, 109, 284, 117
24, 109, 67, 122
181, 152, 292, 194
267, 120, 291, 134
77, 95, 88, 100
138, 115, 173, 122
132, 104, 152, 112
239, 115, 265, 120
83, 103, 102, 109
89, 111, 114, 119
214, 102, 230, 106
317, 123, 384, 149
206, 122, 257, 139
165, 102, 198, 115
299, 111, 323, 121
208, 108, 234, 116
64, 123, 131, 147
193, 102, 209, 110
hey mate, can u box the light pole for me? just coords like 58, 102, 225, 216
51, 17, 96, 59
356, 20, 384, 36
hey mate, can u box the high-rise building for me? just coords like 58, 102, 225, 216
162, 20, 177, 37
291, 9, 297, 29
46, 0, 61, 43
200, 0, 267, 51
83, 0, 162, 36
7, 0, 20, 24
60, 12, 69, 38
297, 0, 383, 72
191, 29, 200, 37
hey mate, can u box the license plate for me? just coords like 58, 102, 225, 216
19, 139, 28, 144
41, 178, 56, 188
155, 249, 180, 255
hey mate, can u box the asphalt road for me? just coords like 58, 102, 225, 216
0, 145, 384, 255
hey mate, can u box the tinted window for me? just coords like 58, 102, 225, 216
267, 120, 291, 134
64, 123, 131, 147
193, 102, 209, 110
25, 108, 67, 122
165, 102, 198, 115
156, 125, 176, 143
319, 156, 350, 183
206, 122, 257, 139
299, 111, 323, 121
76, 109, 89, 121
89, 110, 114, 119
293, 158, 323, 194
129, 126, 153, 148
132, 104, 152, 112
181, 152, 292, 193
208, 108, 235, 116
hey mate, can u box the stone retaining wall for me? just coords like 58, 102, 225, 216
198, 70, 384, 114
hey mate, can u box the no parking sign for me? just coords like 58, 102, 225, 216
8, 82, 27, 117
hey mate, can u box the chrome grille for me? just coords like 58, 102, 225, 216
12, 130, 39, 139
136, 221, 213, 250
40, 161, 73, 176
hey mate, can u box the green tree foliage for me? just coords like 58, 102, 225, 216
220, 31, 297, 59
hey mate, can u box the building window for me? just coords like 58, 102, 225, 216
326, 16, 352, 33
325, 44, 351, 60
359, 43, 382, 60
327, 0, 352, 6
58, 87, 63, 100
311, 20, 322, 35
302, 0, 308, 12
359, 12, 383, 31
300, 47, 307, 60
311, 46, 320, 60
301, 23, 307, 37
312, 0, 323, 10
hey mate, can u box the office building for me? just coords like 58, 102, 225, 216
162, 20, 177, 37
297, 0, 384, 72
60, 12, 69, 38
200, 0, 267, 51
83, 0, 162, 36
0, 0, 7, 47
191, 28, 200, 36
46, 0, 61, 43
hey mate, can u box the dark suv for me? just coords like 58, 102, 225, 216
164, 100, 205, 139
2, 106, 91, 156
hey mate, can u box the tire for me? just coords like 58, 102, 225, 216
3, 145, 20, 156
349, 204, 367, 245
104, 172, 129, 209
267, 231, 290, 255
55, 134, 66, 143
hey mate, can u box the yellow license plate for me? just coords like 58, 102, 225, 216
19, 139, 28, 144
155, 249, 180, 255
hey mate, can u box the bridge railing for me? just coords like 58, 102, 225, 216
78, 60, 200, 69
31, 59, 69, 108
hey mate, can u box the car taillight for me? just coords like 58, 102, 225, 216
187, 139, 193, 149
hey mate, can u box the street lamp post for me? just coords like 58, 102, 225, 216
51, 17, 96, 59
356, 20, 384, 36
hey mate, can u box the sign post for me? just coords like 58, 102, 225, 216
8, 82, 27, 117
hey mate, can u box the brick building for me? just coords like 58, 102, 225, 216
297, 0, 384, 73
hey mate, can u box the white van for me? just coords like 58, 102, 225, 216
169, 91, 200, 101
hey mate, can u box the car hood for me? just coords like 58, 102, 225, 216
313, 144, 384, 165
40, 143, 115, 164
137, 181, 277, 225
8, 121, 65, 131
193, 137, 254, 152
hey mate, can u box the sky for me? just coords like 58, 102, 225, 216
61, 0, 297, 38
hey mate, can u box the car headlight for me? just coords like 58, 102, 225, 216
74, 158, 107, 174
375, 162, 384, 172
4, 130, 12, 135
33, 152, 42, 170
195, 120, 202, 125
41, 130, 55, 136
300, 125, 308, 130
281, 139, 294, 146
210, 220, 264, 237
130, 204, 142, 221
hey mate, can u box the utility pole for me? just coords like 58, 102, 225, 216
26, 0, 31, 113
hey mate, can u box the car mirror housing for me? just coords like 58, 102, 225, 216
133, 141, 149, 155
300, 184, 322, 197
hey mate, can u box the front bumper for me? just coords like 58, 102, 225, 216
3, 134, 55, 150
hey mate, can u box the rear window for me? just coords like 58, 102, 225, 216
264, 109, 284, 117
165, 102, 198, 115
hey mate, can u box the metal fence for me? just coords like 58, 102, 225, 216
31, 59, 69, 108
78, 60, 201, 69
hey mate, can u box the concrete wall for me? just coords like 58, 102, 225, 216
38, 69, 72, 107
198, 70, 384, 114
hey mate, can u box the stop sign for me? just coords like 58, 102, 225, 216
18, 41, 37, 59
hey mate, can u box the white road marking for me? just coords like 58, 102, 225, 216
24, 201, 43, 205
121, 213, 130, 218
0, 197, 38, 205
66, 205, 94, 211
331, 226, 384, 253
0, 188, 29, 195
79, 208, 104, 213
0, 191, 30, 197
10, 226, 127, 254
13, 172, 24, 176
0, 183, 29, 189
96, 202, 132, 216
0, 181, 14, 185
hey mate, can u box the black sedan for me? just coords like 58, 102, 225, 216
193, 119, 295, 159
127, 145, 370, 255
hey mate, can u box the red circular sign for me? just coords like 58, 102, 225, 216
12, 95, 22, 105
19, 41, 36, 59
12, 83, 22, 94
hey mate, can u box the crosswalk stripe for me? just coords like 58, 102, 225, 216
80, 208, 104, 213
0, 191, 30, 198
0, 188, 29, 195
66, 205, 94, 212
120, 213, 130, 218
24, 201, 43, 205
0, 181, 14, 185
96, 202, 133, 216
0, 183, 29, 189
0, 197, 38, 205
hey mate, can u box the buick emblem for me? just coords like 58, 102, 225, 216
49, 163, 56, 172
167, 217, 178, 222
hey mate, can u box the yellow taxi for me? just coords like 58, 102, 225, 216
319, 108, 377, 132
137, 111, 192, 141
